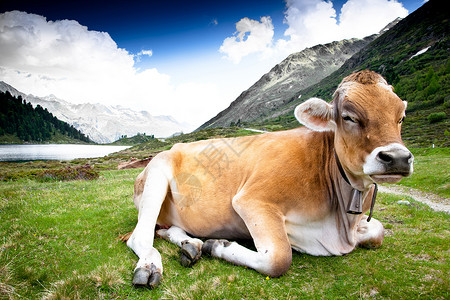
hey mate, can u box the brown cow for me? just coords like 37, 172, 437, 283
124, 70, 413, 288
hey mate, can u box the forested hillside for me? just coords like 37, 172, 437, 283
0, 91, 91, 143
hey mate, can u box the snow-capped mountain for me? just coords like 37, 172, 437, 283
0, 82, 193, 143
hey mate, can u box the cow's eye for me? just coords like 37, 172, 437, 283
399, 116, 405, 124
342, 114, 357, 123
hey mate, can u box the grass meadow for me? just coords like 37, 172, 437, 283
0, 147, 448, 299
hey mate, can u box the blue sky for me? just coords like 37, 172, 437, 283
1, 1, 285, 53
0, 0, 426, 127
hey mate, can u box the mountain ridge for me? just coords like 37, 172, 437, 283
0, 81, 192, 143
239, 0, 449, 147
198, 17, 403, 130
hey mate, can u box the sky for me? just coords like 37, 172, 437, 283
0, 0, 426, 128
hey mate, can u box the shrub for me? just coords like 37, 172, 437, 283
427, 112, 447, 123
36, 164, 99, 181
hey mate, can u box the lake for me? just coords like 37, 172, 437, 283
0, 144, 131, 162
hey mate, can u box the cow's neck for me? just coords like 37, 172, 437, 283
307, 130, 377, 221
333, 149, 377, 220
322, 136, 378, 248
326, 163, 365, 249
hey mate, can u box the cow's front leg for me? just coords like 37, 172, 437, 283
203, 196, 292, 277
129, 247, 163, 288
356, 215, 384, 249
157, 226, 203, 267
127, 160, 170, 288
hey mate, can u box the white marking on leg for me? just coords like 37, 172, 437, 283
127, 158, 172, 274
135, 248, 163, 272
158, 226, 203, 267
357, 215, 384, 249
210, 241, 273, 275
157, 226, 203, 249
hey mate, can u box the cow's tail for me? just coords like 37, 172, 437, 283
118, 231, 133, 243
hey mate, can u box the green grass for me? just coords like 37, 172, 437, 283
0, 132, 448, 299
0, 156, 448, 299
0, 131, 93, 145
0, 169, 140, 299
108, 134, 160, 146
0, 134, 22, 144
397, 147, 450, 198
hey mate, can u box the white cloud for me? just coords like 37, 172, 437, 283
277, 0, 340, 54
222, 0, 408, 63
134, 49, 153, 63
137, 49, 153, 57
338, 0, 408, 39
0, 11, 133, 79
219, 16, 274, 64
0, 11, 224, 127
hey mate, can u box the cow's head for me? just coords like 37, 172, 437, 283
295, 70, 413, 190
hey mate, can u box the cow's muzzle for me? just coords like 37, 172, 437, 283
363, 143, 414, 183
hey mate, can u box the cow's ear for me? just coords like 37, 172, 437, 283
294, 98, 336, 132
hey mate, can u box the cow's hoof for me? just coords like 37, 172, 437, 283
132, 264, 162, 289
148, 271, 162, 289
202, 239, 231, 256
202, 239, 216, 255
180, 241, 202, 267
132, 268, 150, 286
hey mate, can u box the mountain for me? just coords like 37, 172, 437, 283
0, 91, 91, 144
199, 0, 448, 147
0, 82, 193, 143
253, 0, 449, 147
198, 19, 402, 130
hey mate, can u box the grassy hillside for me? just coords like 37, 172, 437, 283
107, 127, 260, 160
109, 133, 157, 146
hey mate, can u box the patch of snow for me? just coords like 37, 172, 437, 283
409, 47, 431, 60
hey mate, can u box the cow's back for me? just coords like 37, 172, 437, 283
156, 128, 334, 238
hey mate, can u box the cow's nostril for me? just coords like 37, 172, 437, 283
377, 151, 393, 164
407, 152, 413, 162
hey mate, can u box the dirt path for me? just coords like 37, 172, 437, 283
378, 185, 449, 213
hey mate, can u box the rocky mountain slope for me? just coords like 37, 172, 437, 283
0, 82, 192, 143
198, 27, 397, 129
